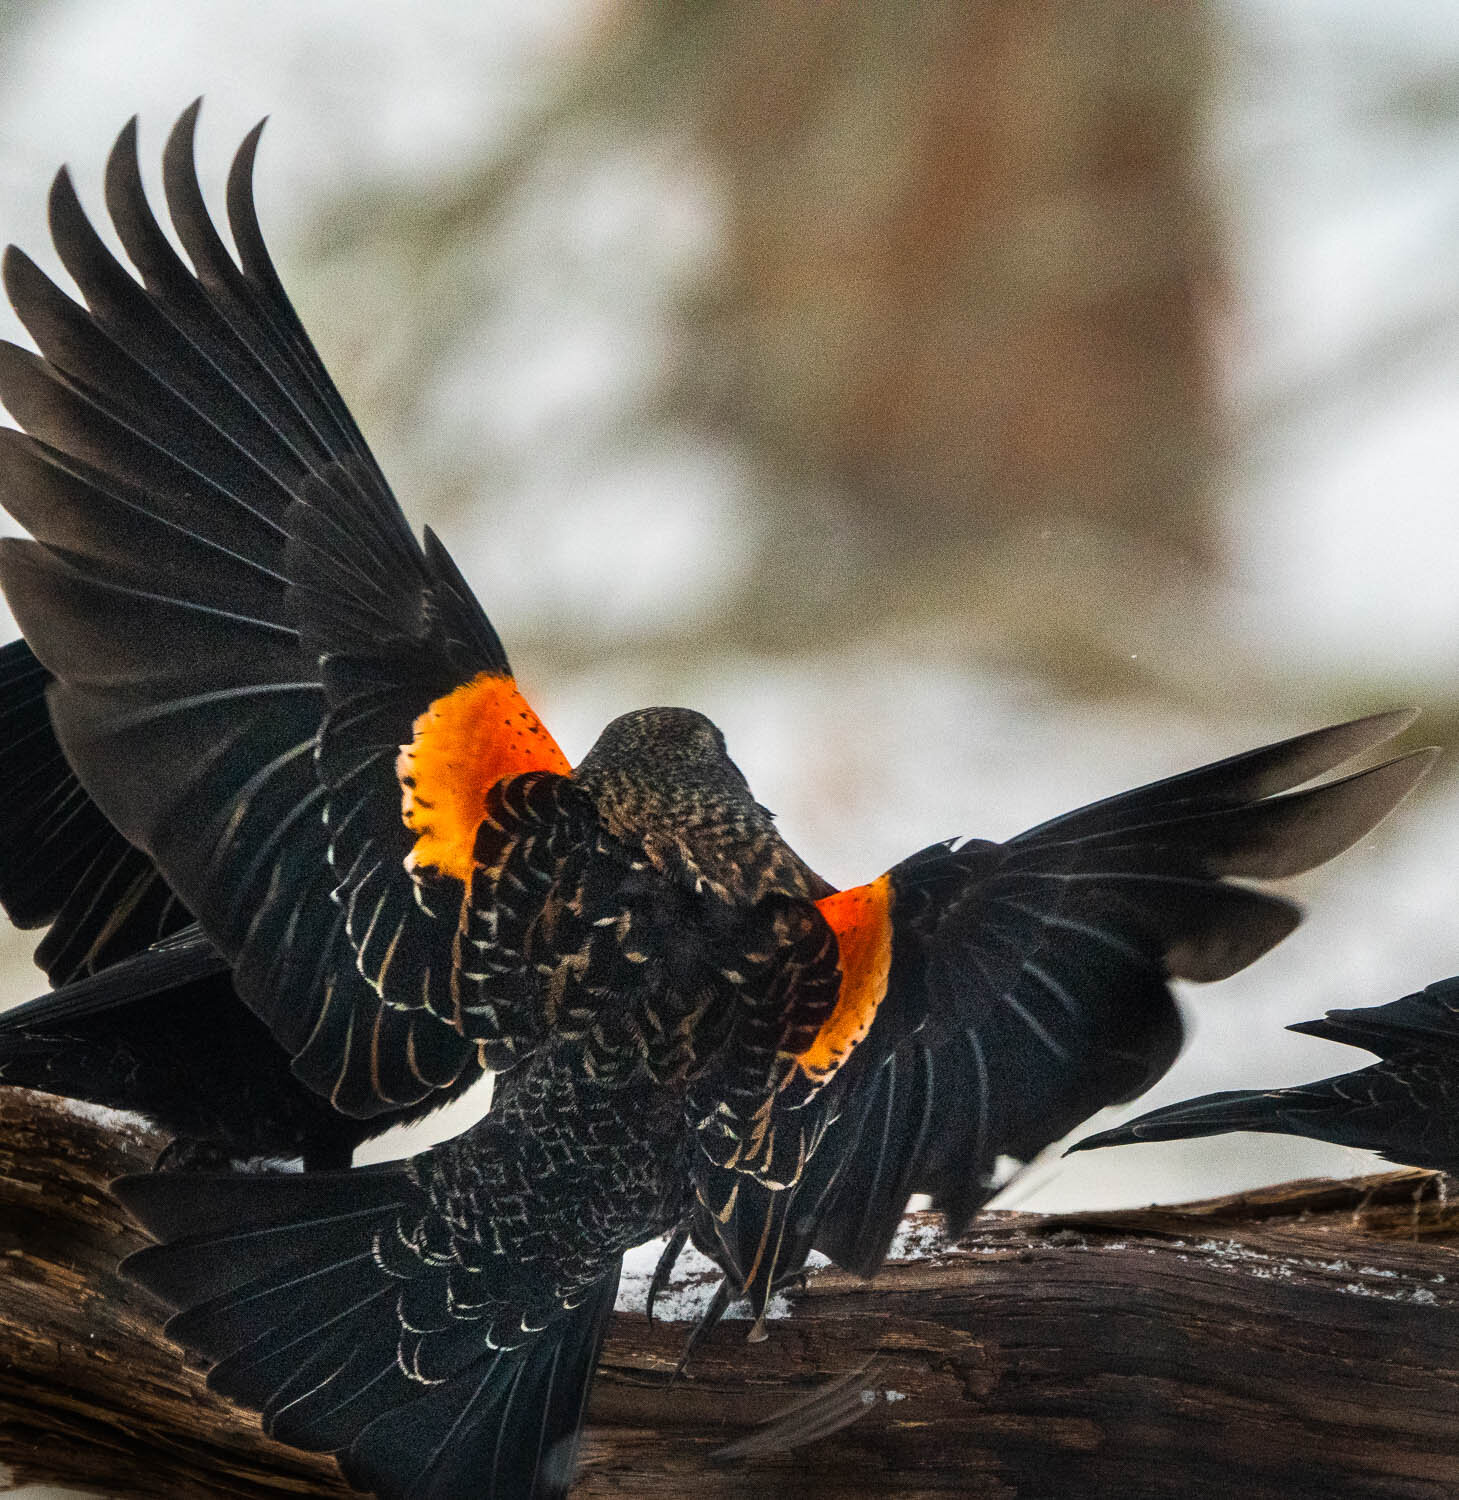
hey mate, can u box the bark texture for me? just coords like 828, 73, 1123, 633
3, 1088, 1459, 1498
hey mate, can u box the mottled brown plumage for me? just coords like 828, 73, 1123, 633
574, 707, 832, 906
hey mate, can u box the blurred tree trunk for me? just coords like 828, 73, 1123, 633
666, 0, 1221, 565
300, 0, 1225, 677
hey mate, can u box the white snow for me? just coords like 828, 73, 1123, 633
50, 1099, 150, 1135
887, 1219, 947, 1262
615, 1235, 794, 1322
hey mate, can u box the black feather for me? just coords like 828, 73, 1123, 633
699, 712, 1431, 1302
0, 109, 527, 1118
116, 1077, 641, 1500
1071, 975, 1459, 1172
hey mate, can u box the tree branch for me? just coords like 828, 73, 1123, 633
4, 1088, 1459, 1498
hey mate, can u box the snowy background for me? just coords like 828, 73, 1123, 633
0, 2, 1457, 1492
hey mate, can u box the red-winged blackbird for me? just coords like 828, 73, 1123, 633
1071, 976, 1459, 1172
0, 106, 1435, 1499
0, 637, 478, 1169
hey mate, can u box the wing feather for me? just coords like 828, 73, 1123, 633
0, 112, 572, 1115
698, 713, 1432, 1301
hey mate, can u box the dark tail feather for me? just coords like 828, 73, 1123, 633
343, 1271, 618, 1500
116, 1168, 617, 1500
1074, 975, 1459, 1163
1068, 1055, 1459, 1173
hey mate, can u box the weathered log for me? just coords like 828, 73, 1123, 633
3, 1087, 1459, 1499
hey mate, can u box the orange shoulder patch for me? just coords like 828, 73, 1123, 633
397, 670, 569, 881
794, 874, 895, 1087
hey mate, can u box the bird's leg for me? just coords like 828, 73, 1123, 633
646, 1222, 691, 1324
669, 1277, 733, 1384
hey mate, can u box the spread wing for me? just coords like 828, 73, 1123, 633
693, 712, 1434, 1312
0, 107, 570, 1117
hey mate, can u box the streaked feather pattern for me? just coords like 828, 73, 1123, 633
0, 106, 538, 1115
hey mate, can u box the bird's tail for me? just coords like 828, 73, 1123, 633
116, 1167, 618, 1500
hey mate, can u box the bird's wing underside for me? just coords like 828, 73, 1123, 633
694, 711, 1433, 1313
0, 636, 192, 982
0, 107, 570, 1116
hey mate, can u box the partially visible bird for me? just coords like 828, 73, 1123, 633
0, 106, 1435, 1498
0, 637, 479, 1170
1070, 976, 1459, 1173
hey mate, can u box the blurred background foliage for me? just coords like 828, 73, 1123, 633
293, 0, 1231, 698
0, 0, 1457, 1228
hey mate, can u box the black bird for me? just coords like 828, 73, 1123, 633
1071, 976, 1459, 1173
0, 636, 477, 1169
0, 106, 1435, 1498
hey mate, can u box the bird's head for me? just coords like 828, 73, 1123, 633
574, 707, 826, 906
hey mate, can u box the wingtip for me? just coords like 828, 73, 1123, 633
1345, 743, 1439, 829
231, 117, 269, 177
163, 99, 204, 182
1218, 743, 1440, 883
111, 113, 141, 159
1399, 742, 1440, 776
1066, 1084, 1299, 1153
1065, 1119, 1160, 1153
103, 114, 146, 214
1063, 1130, 1110, 1155
1269, 706, 1429, 794
46, 163, 76, 212
1345, 705, 1421, 741
1, 242, 24, 289
1285, 1016, 1337, 1041
176, 96, 205, 134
